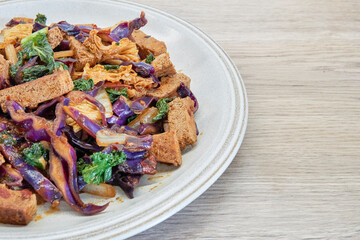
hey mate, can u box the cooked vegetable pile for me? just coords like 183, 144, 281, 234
0, 12, 199, 225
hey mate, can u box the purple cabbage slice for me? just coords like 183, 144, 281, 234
109, 11, 147, 42
111, 96, 135, 125
63, 106, 103, 138
6, 100, 108, 214
107, 174, 141, 199
177, 82, 199, 113
0, 164, 23, 187
7, 101, 51, 142
137, 123, 162, 135
130, 96, 154, 114
0, 144, 62, 205
32, 22, 46, 33
63, 127, 102, 153
0, 76, 10, 90
14, 56, 38, 85
49, 148, 108, 215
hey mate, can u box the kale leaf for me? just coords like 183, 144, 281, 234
145, 52, 155, 64
103, 65, 120, 71
35, 13, 47, 25
73, 78, 94, 91
21, 28, 55, 71
0, 130, 17, 146
22, 65, 52, 82
106, 88, 128, 103
54, 61, 69, 70
152, 98, 173, 122
79, 151, 127, 184
21, 142, 48, 170
9, 51, 24, 79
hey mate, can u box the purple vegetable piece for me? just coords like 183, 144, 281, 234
35, 97, 62, 116
6, 100, 51, 142
109, 22, 130, 42
0, 144, 62, 205
63, 106, 103, 138
14, 56, 38, 85
0, 76, 10, 90
109, 12, 147, 42
130, 96, 154, 114
56, 21, 81, 35
108, 174, 141, 199
84, 81, 104, 97
68, 91, 107, 127
151, 75, 160, 88
6, 100, 108, 214
53, 97, 70, 136
6, 18, 26, 27
49, 149, 108, 215
55, 57, 76, 67
63, 128, 102, 152
55, 21, 93, 43
111, 97, 135, 125
123, 150, 146, 160
59, 40, 70, 50
117, 152, 156, 175
137, 123, 162, 135
130, 62, 155, 78
0, 123, 6, 132
0, 164, 23, 186
128, 11, 148, 34
32, 22, 46, 32
110, 124, 138, 136
75, 32, 89, 42
177, 82, 199, 113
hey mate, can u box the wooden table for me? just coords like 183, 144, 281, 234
131, 0, 360, 239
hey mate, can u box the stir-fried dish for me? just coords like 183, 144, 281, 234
0, 12, 199, 225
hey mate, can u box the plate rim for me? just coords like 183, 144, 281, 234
0, 0, 248, 239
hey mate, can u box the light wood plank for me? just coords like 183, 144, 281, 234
131, 0, 360, 239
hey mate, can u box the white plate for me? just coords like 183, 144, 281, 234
0, 0, 248, 239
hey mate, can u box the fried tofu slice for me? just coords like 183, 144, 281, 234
0, 69, 74, 111
68, 36, 97, 71
10, 17, 34, 24
132, 30, 167, 59
147, 73, 191, 99
0, 184, 37, 225
167, 97, 197, 150
151, 52, 176, 78
47, 27, 63, 49
150, 131, 182, 166
0, 54, 10, 81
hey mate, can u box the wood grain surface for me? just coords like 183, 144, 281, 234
130, 0, 360, 239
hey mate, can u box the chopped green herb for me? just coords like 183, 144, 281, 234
115, 42, 120, 46
79, 151, 127, 184
106, 88, 128, 103
145, 52, 155, 64
126, 114, 138, 124
73, 78, 94, 91
103, 65, 120, 71
35, 13, 47, 25
0, 131, 17, 146
22, 143, 48, 170
152, 98, 173, 122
